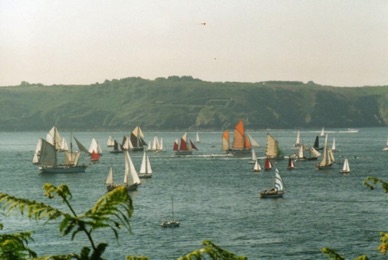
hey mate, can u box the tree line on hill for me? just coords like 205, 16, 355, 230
0, 76, 387, 131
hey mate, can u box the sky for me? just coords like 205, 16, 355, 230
1, 1, 388, 87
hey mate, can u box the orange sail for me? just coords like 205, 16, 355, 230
232, 119, 251, 149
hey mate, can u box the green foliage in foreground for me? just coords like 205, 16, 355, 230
0, 184, 246, 260
322, 176, 388, 259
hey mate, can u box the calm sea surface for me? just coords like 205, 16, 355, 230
0, 128, 387, 259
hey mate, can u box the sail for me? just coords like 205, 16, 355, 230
222, 130, 230, 151
173, 139, 179, 151
275, 169, 284, 191
106, 166, 114, 185
342, 159, 350, 173
47, 126, 63, 150
160, 138, 164, 151
297, 145, 304, 159
309, 147, 321, 157
253, 160, 261, 171
107, 136, 115, 147
140, 151, 152, 174
264, 157, 272, 170
313, 136, 320, 149
190, 140, 198, 150
251, 149, 257, 161
130, 126, 147, 148
124, 151, 141, 185
152, 136, 160, 151
74, 136, 90, 154
319, 135, 332, 167
247, 133, 260, 147
266, 133, 282, 158
38, 139, 57, 167
32, 139, 42, 164
88, 138, 101, 154
295, 130, 301, 146
179, 132, 191, 151
196, 132, 200, 142
60, 137, 69, 151
64, 151, 80, 166
331, 138, 336, 151
232, 119, 251, 149
320, 127, 325, 136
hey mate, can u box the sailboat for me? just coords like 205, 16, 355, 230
260, 169, 285, 198
331, 138, 336, 152
296, 145, 306, 160
313, 136, 323, 151
320, 127, 325, 136
264, 157, 272, 171
265, 133, 284, 160
160, 196, 180, 228
105, 166, 116, 191
222, 119, 252, 157
294, 130, 302, 147
307, 146, 321, 160
109, 139, 123, 153
128, 126, 148, 152
107, 136, 115, 147
287, 157, 295, 170
148, 136, 164, 152
138, 151, 153, 178
173, 132, 198, 156
32, 139, 42, 165
36, 127, 88, 173
195, 132, 200, 143
250, 148, 257, 164
88, 138, 102, 162
316, 134, 335, 170
106, 151, 141, 191
252, 159, 261, 172
340, 158, 350, 174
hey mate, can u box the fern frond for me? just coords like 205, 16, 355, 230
178, 240, 247, 260
0, 193, 67, 221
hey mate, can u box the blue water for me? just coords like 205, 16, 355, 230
0, 128, 387, 259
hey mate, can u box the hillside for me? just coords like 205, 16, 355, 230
0, 76, 387, 131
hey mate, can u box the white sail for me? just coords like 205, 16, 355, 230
60, 137, 69, 151
32, 139, 42, 164
88, 138, 102, 154
309, 147, 321, 157
106, 166, 114, 185
275, 169, 284, 191
251, 149, 257, 161
253, 160, 261, 172
295, 130, 301, 147
140, 151, 153, 175
342, 159, 350, 173
320, 127, 325, 136
331, 138, 336, 151
297, 145, 304, 159
47, 126, 63, 150
124, 151, 141, 185
318, 134, 333, 167
196, 132, 200, 143
107, 136, 114, 147
160, 137, 164, 151
247, 133, 260, 147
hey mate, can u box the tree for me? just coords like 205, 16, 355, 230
0, 184, 134, 259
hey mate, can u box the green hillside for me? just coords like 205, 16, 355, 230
0, 77, 387, 131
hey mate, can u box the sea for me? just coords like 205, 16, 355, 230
0, 127, 387, 260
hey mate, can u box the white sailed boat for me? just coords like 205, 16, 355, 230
250, 148, 257, 164
252, 159, 261, 172
331, 138, 336, 152
107, 136, 115, 147
340, 159, 350, 174
149, 136, 164, 152
320, 127, 325, 136
294, 130, 302, 147
161, 196, 180, 228
106, 152, 141, 191
138, 151, 153, 178
195, 132, 200, 143
297, 145, 305, 160
260, 169, 285, 198
316, 134, 335, 170
35, 127, 88, 173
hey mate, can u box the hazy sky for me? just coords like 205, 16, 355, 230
1, 1, 388, 86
